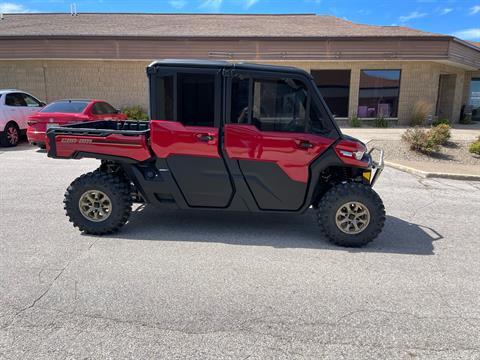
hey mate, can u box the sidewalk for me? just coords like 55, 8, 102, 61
341, 123, 480, 181
385, 160, 480, 180
342, 123, 480, 143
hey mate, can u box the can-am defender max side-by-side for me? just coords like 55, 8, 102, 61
47, 60, 385, 247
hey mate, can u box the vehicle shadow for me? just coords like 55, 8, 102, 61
0, 140, 33, 152
109, 206, 441, 255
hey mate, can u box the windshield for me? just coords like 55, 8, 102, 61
41, 101, 89, 114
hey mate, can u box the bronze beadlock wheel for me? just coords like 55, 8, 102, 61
335, 201, 371, 235
78, 190, 113, 222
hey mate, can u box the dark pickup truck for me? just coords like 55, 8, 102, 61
47, 60, 385, 247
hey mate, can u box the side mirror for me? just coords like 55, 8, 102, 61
40, 102, 46, 107
114, 109, 120, 114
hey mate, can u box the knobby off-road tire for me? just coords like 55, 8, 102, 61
317, 182, 385, 247
64, 171, 132, 235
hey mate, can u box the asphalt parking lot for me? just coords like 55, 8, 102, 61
1, 142, 480, 359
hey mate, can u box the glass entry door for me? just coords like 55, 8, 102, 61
470, 78, 480, 121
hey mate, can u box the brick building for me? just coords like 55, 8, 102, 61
0, 13, 479, 124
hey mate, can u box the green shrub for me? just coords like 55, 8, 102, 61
401, 127, 440, 153
349, 116, 362, 128
469, 136, 480, 155
460, 114, 472, 124
432, 118, 450, 126
410, 100, 433, 126
429, 123, 451, 145
121, 105, 149, 120
374, 116, 389, 128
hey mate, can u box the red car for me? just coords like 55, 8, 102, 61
27, 99, 127, 148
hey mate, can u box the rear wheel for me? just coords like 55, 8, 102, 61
64, 171, 132, 235
317, 183, 385, 247
1, 122, 20, 147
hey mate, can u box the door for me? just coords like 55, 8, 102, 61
19, 93, 43, 128
469, 78, 480, 121
4, 93, 27, 129
436, 74, 456, 121
149, 69, 233, 208
224, 73, 337, 211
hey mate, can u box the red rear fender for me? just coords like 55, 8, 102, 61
50, 133, 151, 162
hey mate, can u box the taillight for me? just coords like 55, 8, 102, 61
334, 139, 368, 167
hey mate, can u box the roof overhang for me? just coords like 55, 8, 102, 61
0, 36, 478, 70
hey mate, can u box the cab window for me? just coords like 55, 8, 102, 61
22, 94, 42, 107
177, 73, 215, 127
5, 93, 27, 107
230, 74, 335, 136
230, 76, 307, 133
41, 101, 89, 113
252, 78, 307, 132
92, 102, 117, 115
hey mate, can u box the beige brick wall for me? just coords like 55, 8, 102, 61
0, 59, 472, 124
0, 60, 149, 110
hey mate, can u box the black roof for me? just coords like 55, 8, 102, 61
148, 59, 309, 76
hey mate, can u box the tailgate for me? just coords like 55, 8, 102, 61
46, 122, 152, 162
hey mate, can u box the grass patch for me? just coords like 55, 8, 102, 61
469, 136, 480, 155
348, 116, 362, 128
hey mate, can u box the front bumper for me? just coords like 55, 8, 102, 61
367, 147, 384, 186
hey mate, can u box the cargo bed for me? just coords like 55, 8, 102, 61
46, 120, 152, 162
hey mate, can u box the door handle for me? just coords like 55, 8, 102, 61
296, 140, 314, 149
196, 133, 215, 142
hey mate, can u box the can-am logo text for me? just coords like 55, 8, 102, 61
61, 138, 92, 144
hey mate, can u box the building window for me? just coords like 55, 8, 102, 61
469, 78, 480, 121
358, 70, 401, 118
311, 70, 350, 118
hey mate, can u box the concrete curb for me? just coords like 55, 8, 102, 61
385, 161, 480, 181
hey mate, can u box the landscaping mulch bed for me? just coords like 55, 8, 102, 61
368, 140, 480, 166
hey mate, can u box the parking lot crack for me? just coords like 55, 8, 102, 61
6, 240, 99, 327
14, 266, 68, 317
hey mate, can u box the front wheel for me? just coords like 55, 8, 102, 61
64, 171, 132, 235
317, 183, 385, 247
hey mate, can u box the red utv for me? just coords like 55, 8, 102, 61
46, 60, 385, 247
27, 99, 127, 148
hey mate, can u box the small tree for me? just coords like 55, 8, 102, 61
121, 105, 149, 120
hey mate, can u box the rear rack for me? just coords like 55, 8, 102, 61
47, 120, 150, 137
